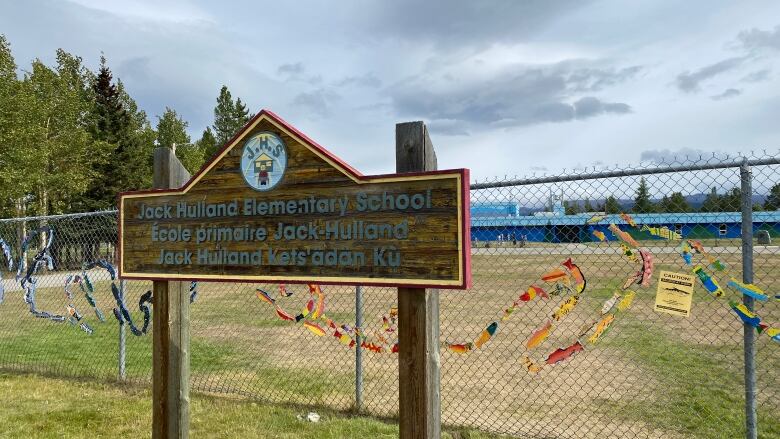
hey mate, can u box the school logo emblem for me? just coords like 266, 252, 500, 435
240, 132, 287, 191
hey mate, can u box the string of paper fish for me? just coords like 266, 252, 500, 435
0, 238, 14, 305
17, 227, 67, 323
444, 260, 587, 354
681, 241, 778, 344
257, 284, 400, 353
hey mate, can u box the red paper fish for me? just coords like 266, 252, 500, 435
391, 343, 399, 353
275, 307, 296, 321
545, 341, 584, 365
279, 284, 292, 297
446, 342, 473, 354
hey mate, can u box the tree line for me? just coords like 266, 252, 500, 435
0, 35, 252, 218
564, 177, 780, 215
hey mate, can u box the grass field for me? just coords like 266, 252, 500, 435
0, 373, 506, 439
1, 243, 779, 438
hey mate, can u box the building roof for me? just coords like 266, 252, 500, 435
471, 211, 780, 227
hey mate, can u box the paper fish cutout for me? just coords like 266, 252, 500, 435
609, 224, 640, 248
688, 239, 705, 253
727, 279, 768, 302
552, 296, 578, 321
708, 257, 727, 272
562, 258, 587, 294
391, 343, 399, 353
545, 341, 584, 365
256, 288, 276, 305
766, 328, 780, 343
588, 314, 615, 344
641, 225, 681, 240
521, 356, 543, 373
620, 213, 637, 228
621, 244, 639, 263
189, 281, 198, 303
541, 268, 568, 283
279, 284, 293, 297
446, 342, 473, 354
638, 250, 654, 287
592, 230, 607, 242
474, 322, 499, 348
520, 285, 549, 302
526, 321, 552, 349
304, 321, 326, 336
682, 251, 692, 265
587, 215, 607, 224
601, 293, 621, 315
728, 300, 767, 333
275, 307, 296, 321
693, 266, 724, 297
309, 284, 325, 319
617, 291, 636, 311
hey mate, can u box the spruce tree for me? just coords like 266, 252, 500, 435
604, 196, 621, 214
632, 178, 654, 213
197, 127, 218, 162
765, 184, 780, 210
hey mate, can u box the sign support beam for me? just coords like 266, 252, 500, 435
152, 147, 191, 439
396, 121, 441, 439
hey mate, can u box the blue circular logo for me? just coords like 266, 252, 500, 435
240, 132, 287, 191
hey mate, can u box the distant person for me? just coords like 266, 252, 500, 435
511, 232, 517, 246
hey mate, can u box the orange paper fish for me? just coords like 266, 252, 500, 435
541, 268, 568, 283
526, 321, 552, 349
303, 321, 326, 336
446, 342, 473, 354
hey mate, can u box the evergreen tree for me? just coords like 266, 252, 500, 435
764, 184, 780, 210
658, 192, 691, 213
156, 107, 203, 174
700, 187, 721, 213
720, 188, 741, 212
212, 85, 252, 147
198, 126, 218, 162
632, 178, 654, 213
564, 200, 579, 215
604, 196, 621, 214
582, 199, 594, 212
79, 57, 153, 210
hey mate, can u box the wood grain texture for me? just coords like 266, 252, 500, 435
397, 121, 441, 439
119, 114, 469, 288
151, 147, 191, 439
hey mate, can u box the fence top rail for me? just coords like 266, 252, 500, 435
0, 209, 118, 224
470, 156, 780, 190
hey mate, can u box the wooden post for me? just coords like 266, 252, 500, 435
152, 147, 191, 439
396, 122, 441, 439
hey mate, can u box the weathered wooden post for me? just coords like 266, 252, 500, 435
151, 147, 191, 439
396, 122, 441, 439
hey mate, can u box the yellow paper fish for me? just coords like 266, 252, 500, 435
588, 314, 615, 344
617, 291, 636, 311
592, 230, 607, 242
552, 296, 578, 321
521, 356, 543, 373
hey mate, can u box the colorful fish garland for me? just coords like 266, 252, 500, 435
622, 249, 653, 289
0, 238, 14, 304
727, 279, 768, 302
17, 227, 66, 323
641, 225, 681, 240
608, 224, 640, 248
692, 266, 724, 297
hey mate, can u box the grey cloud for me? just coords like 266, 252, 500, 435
738, 25, 780, 51
277, 62, 322, 85
426, 120, 469, 137
676, 57, 746, 92
711, 88, 742, 101
277, 62, 304, 76
639, 148, 727, 165
741, 69, 771, 83
335, 72, 382, 88
292, 89, 339, 118
358, 0, 590, 48
573, 97, 631, 118
389, 61, 634, 132
567, 65, 642, 92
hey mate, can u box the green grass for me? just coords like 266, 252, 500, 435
598, 321, 780, 439
0, 373, 507, 439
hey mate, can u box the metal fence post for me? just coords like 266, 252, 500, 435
119, 279, 127, 381
740, 158, 757, 439
355, 285, 363, 412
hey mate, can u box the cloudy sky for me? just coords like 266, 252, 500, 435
2, 0, 780, 181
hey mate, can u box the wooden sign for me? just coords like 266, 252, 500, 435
119, 110, 471, 288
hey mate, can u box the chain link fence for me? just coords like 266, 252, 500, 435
1, 153, 779, 438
